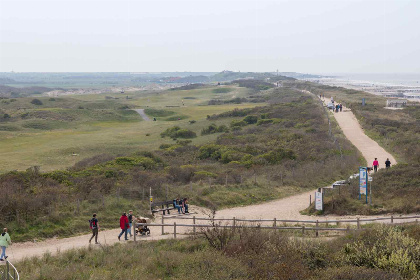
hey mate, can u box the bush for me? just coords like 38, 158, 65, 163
201, 124, 229, 135
243, 115, 258, 124
31, 98, 43, 105
230, 120, 247, 128
343, 225, 420, 278
257, 119, 274, 125
161, 126, 197, 139
198, 144, 223, 160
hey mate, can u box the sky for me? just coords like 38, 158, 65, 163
0, 0, 419, 74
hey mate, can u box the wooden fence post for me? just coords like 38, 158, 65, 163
391, 215, 394, 224
134, 227, 137, 242
316, 220, 319, 237
161, 216, 164, 235
233, 217, 236, 230
174, 222, 177, 239
302, 225, 305, 235
273, 218, 277, 228
357, 218, 360, 230
193, 216, 196, 235
309, 195, 311, 206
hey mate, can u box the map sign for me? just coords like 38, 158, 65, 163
359, 167, 367, 195
315, 191, 323, 211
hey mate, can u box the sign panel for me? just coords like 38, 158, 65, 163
315, 191, 323, 211
359, 167, 367, 195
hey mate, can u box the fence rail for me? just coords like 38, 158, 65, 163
162, 215, 420, 224
0, 260, 19, 280
133, 215, 419, 241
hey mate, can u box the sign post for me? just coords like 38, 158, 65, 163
315, 188, 323, 211
359, 167, 368, 204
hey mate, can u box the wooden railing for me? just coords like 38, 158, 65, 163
0, 260, 19, 280
132, 215, 419, 241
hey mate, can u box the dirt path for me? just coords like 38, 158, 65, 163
133, 109, 150, 121
6, 94, 409, 263
319, 96, 397, 168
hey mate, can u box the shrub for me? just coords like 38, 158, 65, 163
343, 225, 420, 278
198, 144, 223, 160
243, 115, 258, 124
161, 126, 197, 139
201, 124, 229, 135
259, 148, 296, 164
230, 120, 247, 128
257, 119, 274, 125
31, 98, 43, 105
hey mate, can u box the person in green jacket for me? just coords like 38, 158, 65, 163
0, 228, 11, 261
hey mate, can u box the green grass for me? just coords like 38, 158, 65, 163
0, 85, 259, 172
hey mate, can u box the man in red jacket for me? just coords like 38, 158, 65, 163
118, 212, 129, 241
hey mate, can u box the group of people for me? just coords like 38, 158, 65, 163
372, 157, 392, 172
334, 103, 343, 112
88, 210, 136, 244
0, 228, 11, 262
173, 198, 189, 214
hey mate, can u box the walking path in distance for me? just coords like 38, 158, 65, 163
133, 109, 150, 121
7, 94, 412, 263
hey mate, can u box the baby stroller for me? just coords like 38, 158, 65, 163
136, 218, 150, 236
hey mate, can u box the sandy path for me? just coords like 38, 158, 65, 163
133, 109, 150, 121
320, 96, 397, 168
5, 93, 410, 264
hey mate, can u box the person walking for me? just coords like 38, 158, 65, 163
118, 212, 129, 241
127, 210, 134, 238
89, 213, 99, 244
339, 104, 343, 112
0, 228, 11, 261
373, 158, 379, 172
385, 158, 391, 169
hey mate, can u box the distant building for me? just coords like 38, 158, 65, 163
386, 99, 407, 108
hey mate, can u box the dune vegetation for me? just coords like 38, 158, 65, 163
0, 81, 362, 242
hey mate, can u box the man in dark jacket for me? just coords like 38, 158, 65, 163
118, 212, 130, 241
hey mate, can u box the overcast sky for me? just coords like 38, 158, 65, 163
0, 0, 419, 73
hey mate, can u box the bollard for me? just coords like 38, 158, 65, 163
316, 220, 319, 237
357, 218, 360, 230
309, 195, 312, 206
391, 215, 394, 224
161, 215, 164, 235
193, 216, 196, 235
174, 222, 177, 239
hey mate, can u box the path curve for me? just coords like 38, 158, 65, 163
133, 109, 150, 121
7, 94, 411, 263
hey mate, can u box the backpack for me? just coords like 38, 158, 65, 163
89, 219, 97, 229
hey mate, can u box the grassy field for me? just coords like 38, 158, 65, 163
15, 224, 420, 280
0, 85, 257, 172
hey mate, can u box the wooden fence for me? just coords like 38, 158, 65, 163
0, 260, 19, 280
133, 215, 419, 241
